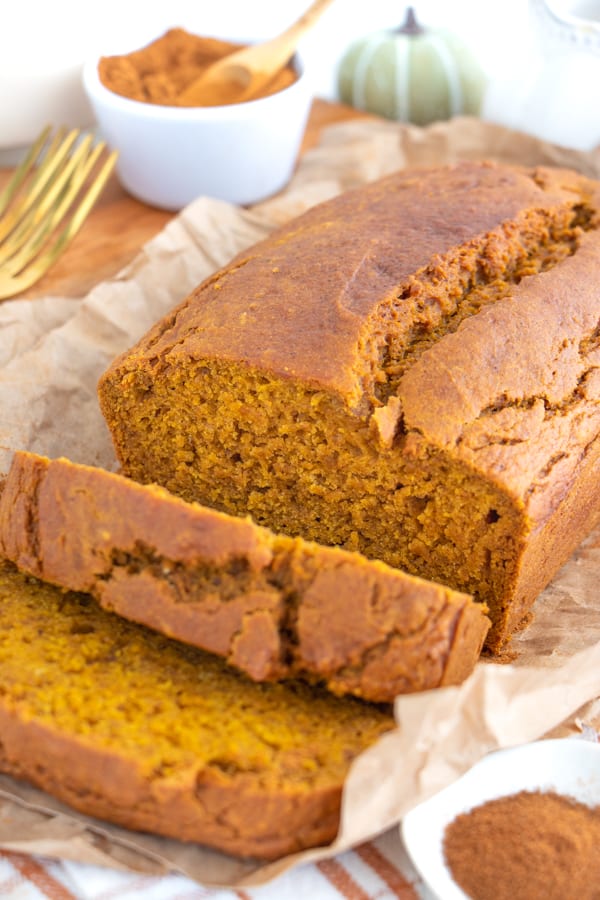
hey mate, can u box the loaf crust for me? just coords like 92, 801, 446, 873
0, 560, 392, 859
98, 161, 600, 650
0, 451, 489, 702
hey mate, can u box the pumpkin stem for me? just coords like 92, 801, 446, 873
398, 6, 425, 36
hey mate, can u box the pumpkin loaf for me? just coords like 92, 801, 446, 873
98, 160, 600, 652
0, 559, 392, 859
0, 451, 488, 703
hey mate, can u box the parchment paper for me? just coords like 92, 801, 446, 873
0, 115, 599, 889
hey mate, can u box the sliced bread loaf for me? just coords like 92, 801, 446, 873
0, 451, 488, 702
0, 559, 393, 859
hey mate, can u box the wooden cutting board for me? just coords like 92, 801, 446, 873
1, 100, 365, 303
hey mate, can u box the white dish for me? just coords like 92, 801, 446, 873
82, 42, 313, 211
401, 738, 600, 900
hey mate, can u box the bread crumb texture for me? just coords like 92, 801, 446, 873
0, 559, 393, 859
0, 452, 489, 703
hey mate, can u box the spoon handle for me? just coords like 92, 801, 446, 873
180, 0, 337, 106
248, 0, 337, 70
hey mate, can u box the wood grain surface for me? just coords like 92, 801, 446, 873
0, 99, 364, 302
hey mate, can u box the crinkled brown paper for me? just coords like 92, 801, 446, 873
0, 115, 598, 889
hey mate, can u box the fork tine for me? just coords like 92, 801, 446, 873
0, 135, 96, 266
0, 128, 80, 243
0, 147, 118, 300
0, 125, 53, 217
28, 134, 96, 228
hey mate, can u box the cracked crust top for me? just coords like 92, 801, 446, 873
104, 160, 593, 393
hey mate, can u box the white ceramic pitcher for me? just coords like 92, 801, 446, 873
483, 0, 600, 150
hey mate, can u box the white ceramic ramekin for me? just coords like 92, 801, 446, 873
82, 50, 313, 210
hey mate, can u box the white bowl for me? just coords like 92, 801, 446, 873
401, 738, 600, 900
82, 49, 313, 211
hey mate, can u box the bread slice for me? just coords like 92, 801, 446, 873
0, 451, 488, 703
97, 160, 600, 651
0, 559, 392, 859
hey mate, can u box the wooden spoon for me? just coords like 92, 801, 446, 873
179, 0, 337, 107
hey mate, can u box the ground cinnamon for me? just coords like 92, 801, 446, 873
443, 789, 600, 900
98, 28, 297, 107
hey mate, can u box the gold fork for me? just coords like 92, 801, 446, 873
0, 126, 118, 300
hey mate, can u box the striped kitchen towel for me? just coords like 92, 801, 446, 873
0, 829, 429, 900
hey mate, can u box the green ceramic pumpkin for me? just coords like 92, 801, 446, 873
337, 7, 486, 125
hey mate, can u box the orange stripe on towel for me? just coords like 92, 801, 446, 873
1, 852, 77, 900
317, 858, 371, 900
355, 843, 419, 899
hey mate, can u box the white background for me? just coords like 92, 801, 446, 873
2, 1, 600, 150
2, 0, 533, 97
